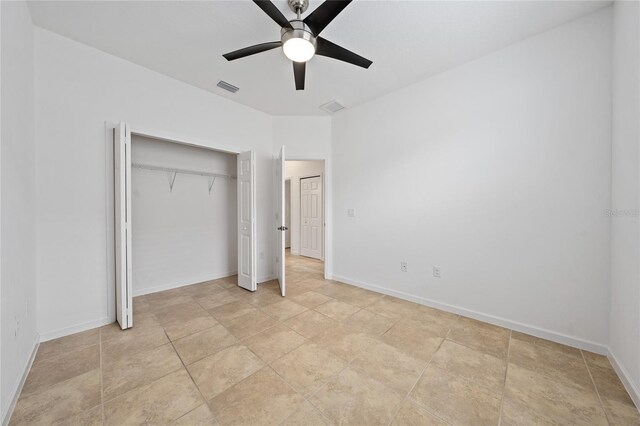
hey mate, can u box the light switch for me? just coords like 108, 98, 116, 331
347, 208, 356, 217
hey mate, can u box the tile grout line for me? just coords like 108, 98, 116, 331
164, 328, 222, 424
152, 304, 241, 368
385, 324, 452, 426
195, 303, 330, 424
262, 362, 334, 426
444, 314, 460, 341
298, 340, 371, 423
385, 311, 460, 425
101, 332, 194, 403
497, 329, 513, 426
581, 349, 612, 425
10, 332, 103, 422
440, 323, 511, 364
101, 360, 189, 405
268, 314, 389, 424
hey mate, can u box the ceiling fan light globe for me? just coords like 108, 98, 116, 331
283, 38, 315, 62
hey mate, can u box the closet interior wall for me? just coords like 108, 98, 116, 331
131, 135, 237, 296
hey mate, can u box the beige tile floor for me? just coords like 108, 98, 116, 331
10, 252, 640, 425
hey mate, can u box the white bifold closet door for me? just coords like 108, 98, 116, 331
237, 151, 257, 291
114, 123, 133, 329
276, 146, 286, 296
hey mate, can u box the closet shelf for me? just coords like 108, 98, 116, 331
132, 163, 236, 194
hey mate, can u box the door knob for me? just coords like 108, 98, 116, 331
278, 226, 289, 231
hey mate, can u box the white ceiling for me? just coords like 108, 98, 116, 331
27, 0, 610, 116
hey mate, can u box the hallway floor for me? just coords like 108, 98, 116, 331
10, 254, 640, 425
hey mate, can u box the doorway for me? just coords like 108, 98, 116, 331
283, 160, 325, 288
274, 149, 327, 297
285, 160, 324, 261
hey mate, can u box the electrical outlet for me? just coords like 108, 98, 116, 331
400, 261, 408, 272
347, 208, 356, 217
433, 266, 441, 278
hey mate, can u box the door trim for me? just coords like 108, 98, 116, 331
284, 178, 292, 250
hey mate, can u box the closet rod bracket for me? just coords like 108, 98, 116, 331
168, 172, 177, 192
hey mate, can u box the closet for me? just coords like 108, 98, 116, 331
131, 135, 237, 296
113, 123, 256, 329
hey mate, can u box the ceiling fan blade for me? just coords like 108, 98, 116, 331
293, 61, 305, 90
303, 0, 352, 35
315, 37, 372, 69
223, 41, 282, 61
253, 0, 293, 29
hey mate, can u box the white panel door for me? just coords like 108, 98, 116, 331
114, 123, 133, 329
237, 151, 257, 291
300, 176, 323, 260
276, 146, 286, 296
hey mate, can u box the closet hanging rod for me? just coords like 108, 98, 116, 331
131, 163, 236, 180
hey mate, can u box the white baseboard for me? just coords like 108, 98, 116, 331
39, 316, 112, 343
332, 274, 608, 355
2, 336, 39, 426
132, 271, 238, 297
42, 271, 262, 342
608, 349, 640, 409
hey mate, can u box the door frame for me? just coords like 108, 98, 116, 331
284, 178, 291, 249
283, 156, 331, 280
105, 122, 244, 323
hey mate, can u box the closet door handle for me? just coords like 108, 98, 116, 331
278, 226, 288, 231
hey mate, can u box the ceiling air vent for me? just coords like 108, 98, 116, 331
217, 80, 239, 93
320, 100, 345, 114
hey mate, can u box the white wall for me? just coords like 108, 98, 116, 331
131, 136, 237, 296
609, 0, 640, 405
273, 116, 331, 160
285, 160, 325, 256
1, 0, 38, 421
34, 28, 274, 340
332, 9, 612, 350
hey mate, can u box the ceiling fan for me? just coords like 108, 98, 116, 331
222, 0, 372, 90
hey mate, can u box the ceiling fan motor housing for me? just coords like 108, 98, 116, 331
281, 20, 317, 49
288, 0, 309, 14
